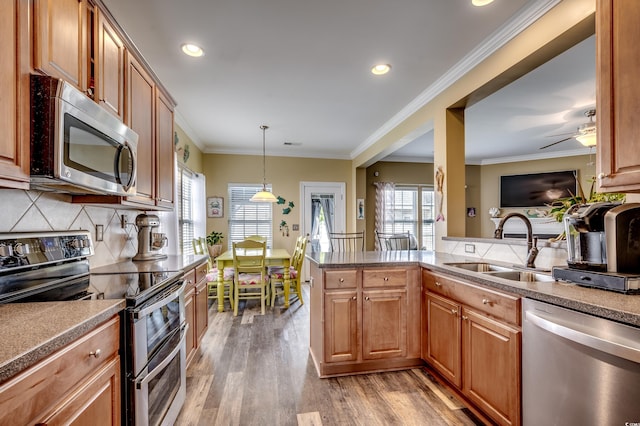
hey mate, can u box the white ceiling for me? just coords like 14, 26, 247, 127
100, 0, 594, 164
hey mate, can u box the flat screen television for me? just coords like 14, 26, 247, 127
500, 170, 577, 208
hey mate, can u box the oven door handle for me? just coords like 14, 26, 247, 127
132, 279, 187, 320
136, 323, 188, 390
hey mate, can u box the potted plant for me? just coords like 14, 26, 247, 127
547, 177, 625, 240
206, 231, 224, 259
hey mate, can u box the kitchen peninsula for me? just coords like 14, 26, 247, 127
307, 250, 640, 425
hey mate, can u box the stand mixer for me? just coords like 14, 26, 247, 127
133, 214, 168, 261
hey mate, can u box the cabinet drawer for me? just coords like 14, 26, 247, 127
0, 316, 120, 425
325, 270, 358, 289
424, 271, 520, 325
195, 261, 209, 283
183, 268, 196, 290
363, 268, 407, 288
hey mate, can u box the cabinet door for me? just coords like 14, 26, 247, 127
597, 0, 640, 192
96, 11, 124, 119
425, 292, 461, 387
195, 278, 209, 343
38, 357, 121, 426
0, 0, 29, 189
125, 53, 155, 207
33, 0, 87, 90
155, 89, 175, 209
362, 289, 407, 360
184, 287, 196, 366
324, 290, 358, 363
462, 308, 521, 426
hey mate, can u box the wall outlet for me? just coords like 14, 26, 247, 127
292, 224, 299, 231
465, 243, 475, 254
95, 224, 104, 241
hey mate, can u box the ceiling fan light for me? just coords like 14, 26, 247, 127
576, 133, 597, 147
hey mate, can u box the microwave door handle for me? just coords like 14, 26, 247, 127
115, 142, 136, 192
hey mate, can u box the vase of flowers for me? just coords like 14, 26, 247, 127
206, 231, 224, 259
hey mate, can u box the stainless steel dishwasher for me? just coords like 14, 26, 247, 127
522, 298, 640, 425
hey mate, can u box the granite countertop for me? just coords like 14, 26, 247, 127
307, 250, 640, 327
90, 254, 209, 275
0, 299, 125, 383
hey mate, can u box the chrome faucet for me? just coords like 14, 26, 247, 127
494, 212, 539, 268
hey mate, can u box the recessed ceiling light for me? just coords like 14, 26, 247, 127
371, 64, 391, 75
472, 0, 494, 6
181, 43, 204, 57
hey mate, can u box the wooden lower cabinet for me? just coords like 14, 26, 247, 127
310, 265, 421, 377
184, 261, 210, 366
423, 270, 521, 426
0, 316, 121, 426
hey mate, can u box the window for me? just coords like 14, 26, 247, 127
178, 166, 195, 255
382, 185, 435, 250
178, 165, 206, 256
228, 184, 273, 249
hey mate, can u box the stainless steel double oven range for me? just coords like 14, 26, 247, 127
0, 231, 187, 426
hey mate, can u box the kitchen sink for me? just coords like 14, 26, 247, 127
443, 262, 513, 273
484, 270, 555, 283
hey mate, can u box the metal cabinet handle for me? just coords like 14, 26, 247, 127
351, 296, 357, 300
598, 172, 607, 179
89, 349, 102, 358
435, 281, 442, 287
451, 309, 457, 315
339, 278, 344, 282
482, 298, 491, 305
383, 277, 389, 281
365, 296, 370, 301
462, 315, 468, 320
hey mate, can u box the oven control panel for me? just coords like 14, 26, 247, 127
0, 231, 93, 271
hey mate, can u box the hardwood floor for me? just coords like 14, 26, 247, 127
176, 285, 483, 426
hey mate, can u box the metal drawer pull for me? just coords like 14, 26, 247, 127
435, 281, 442, 287
462, 315, 468, 320
365, 296, 370, 301
482, 298, 492, 305
351, 296, 357, 300
383, 277, 389, 281
339, 278, 344, 282
451, 309, 457, 315
89, 349, 102, 358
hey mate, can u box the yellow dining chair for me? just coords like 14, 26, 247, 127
232, 239, 269, 316
245, 235, 267, 244
193, 238, 234, 309
270, 236, 308, 306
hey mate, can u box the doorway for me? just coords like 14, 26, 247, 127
300, 182, 346, 276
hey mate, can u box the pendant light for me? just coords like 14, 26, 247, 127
250, 125, 278, 203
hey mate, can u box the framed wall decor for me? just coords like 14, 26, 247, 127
207, 196, 224, 218
357, 198, 365, 220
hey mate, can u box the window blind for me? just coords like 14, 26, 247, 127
178, 166, 195, 256
384, 185, 435, 250
228, 184, 273, 249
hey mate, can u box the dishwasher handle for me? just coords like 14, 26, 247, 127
526, 310, 640, 364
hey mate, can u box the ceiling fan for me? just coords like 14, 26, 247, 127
539, 109, 597, 150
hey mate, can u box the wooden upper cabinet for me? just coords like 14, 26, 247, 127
0, 0, 29, 189
95, 10, 125, 119
125, 52, 156, 207
33, 0, 88, 91
596, 0, 640, 192
155, 89, 175, 209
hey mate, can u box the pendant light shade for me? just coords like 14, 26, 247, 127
250, 125, 278, 203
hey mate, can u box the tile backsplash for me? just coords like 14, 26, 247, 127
0, 189, 176, 268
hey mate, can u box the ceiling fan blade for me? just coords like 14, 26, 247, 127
545, 131, 575, 138
539, 137, 573, 150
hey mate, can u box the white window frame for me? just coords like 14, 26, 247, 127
227, 183, 273, 249
385, 185, 435, 250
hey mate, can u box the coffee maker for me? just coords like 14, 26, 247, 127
553, 202, 640, 293
133, 214, 168, 261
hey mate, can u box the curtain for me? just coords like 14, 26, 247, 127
374, 181, 395, 251
310, 199, 321, 252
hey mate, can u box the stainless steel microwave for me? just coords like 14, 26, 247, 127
30, 74, 138, 196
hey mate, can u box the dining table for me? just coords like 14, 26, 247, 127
214, 248, 292, 312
